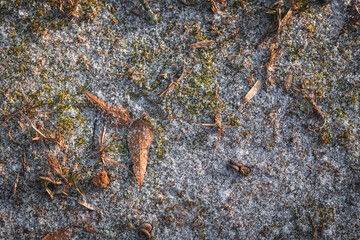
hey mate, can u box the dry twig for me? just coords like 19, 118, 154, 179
160, 59, 187, 96
199, 85, 230, 160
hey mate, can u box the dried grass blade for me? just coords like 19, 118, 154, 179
242, 79, 262, 103
29, 121, 48, 139
73, 181, 86, 200
47, 151, 63, 175
45, 186, 54, 200
40, 176, 62, 185
104, 156, 133, 175
160, 59, 187, 96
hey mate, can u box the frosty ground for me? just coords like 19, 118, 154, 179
0, 0, 359, 239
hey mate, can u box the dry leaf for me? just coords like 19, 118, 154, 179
242, 79, 262, 103
84, 92, 131, 127
78, 201, 95, 211
189, 40, 215, 49
127, 119, 155, 189
91, 170, 110, 188
42, 227, 75, 240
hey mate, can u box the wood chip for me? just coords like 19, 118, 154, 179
127, 119, 155, 189
189, 40, 215, 49
242, 79, 262, 103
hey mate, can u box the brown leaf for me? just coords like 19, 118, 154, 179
84, 92, 131, 127
242, 79, 262, 103
127, 119, 155, 189
189, 40, 215, 49
91, 170, 110, 188
42, 227, 75, 240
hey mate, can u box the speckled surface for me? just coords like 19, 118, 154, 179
0, 0, 359, 239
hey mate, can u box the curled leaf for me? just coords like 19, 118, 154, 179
127, 119, 155, 189
84, 92, 131, 127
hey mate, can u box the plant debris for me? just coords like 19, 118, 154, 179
40, 150, 85, 200
160, 59, 187, 96
127, 119, 155, 189
338, 0, 360, 38
84, 92, 131, 127
139, 0, 158, 23
188, 40, 215, 49
78, 201, 95, 211
95, 127, 132, 173
209, 0, 226, 15
138, 222, 153, 239
199, 85, 230, 160
227, 159, 252, 177
91, 169, 110, 188
242, 79, 262, 103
